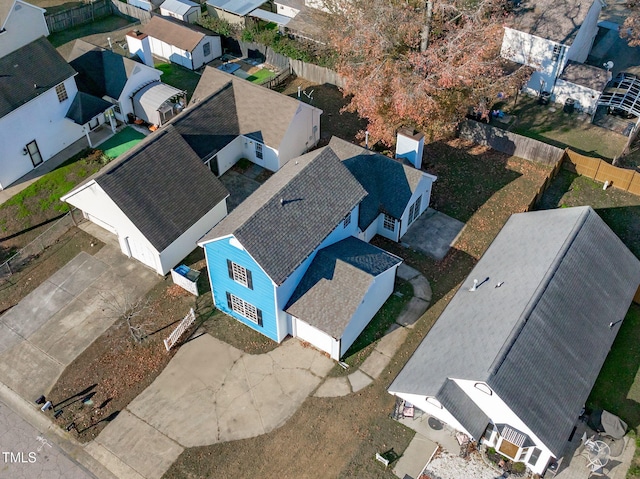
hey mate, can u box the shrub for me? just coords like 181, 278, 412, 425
512, 462, 526, 474
197, 16, 236, 37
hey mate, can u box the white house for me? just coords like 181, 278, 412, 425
274, 0, 303, 18
185, 65, 323, 175
501, 0, 602, 98
0, 37, 114, 190
128, 15, 221, 71
160, 0, 201, 23
552, 61, 609, 114
389, 206, 640, 476
66, 39, 185, 126
0, 0, 49, 58
62, 126, 229, 275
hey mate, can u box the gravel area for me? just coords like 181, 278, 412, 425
423, 451, 502, 479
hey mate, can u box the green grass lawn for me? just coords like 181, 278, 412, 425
98, 127, 146, 159
246, 68, 275, 84
156, 63, 201, 102
499, 96, 627, 160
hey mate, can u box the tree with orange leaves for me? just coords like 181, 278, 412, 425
318, 0, 531, 146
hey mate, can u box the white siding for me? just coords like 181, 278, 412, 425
453, 379, 554, 475
376, 214, 399, 242
149, 36, 192, 69
276, 103, 321, 167
292, 316, 339, 358
158, 199, 228, 274
552, 80, 600, 114
389, 392, 471, 437
340, 263, 399, 358
116, 64, 162, 121
0, 78, 83, 189
274, 2, 299, 18
398, 175, 434, 239
160, 5, 201, 22
190, 36, 222, 70
0, 0, 49, 58
566, 0, 602, 63
359, 217, 379, 243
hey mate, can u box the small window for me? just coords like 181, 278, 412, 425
88, 117, 100, 130
203, 41, 211, 57
55, 83, 68, 102
255, 142, 263, 160
408, 195, 422, 225
227, 259, 253, 289
528, 447, 541, 466
227, 292, 262, 325
343, 211, 351, 228
426, 397, 442, 409
113, 102, 121, 114
383, 214, 395, 231
475, 383, 493, 395
552, 44, 562, 61
483, 424, 495, 442
517, 447, 529, 461
25, 140, 43, 167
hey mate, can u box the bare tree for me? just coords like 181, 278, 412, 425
98, 283, 151, 343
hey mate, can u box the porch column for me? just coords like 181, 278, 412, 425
108, 107, 116, 133
84, 126, 93, 148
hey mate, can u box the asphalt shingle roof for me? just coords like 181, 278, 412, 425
160, 0, 198, 15
285, 237, 402, 337
0, 36, 76, 119
206, 0, 263, 16
142, 15, 213, 52
200, 147, 367, 285
329, 137, 426, 229
437, 380, 491, 442
65, 91, 112, 124
389, 206, 640, 456
94, 126, 229, 251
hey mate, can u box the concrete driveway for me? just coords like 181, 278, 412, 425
0, 247, 159, 401
90, 334, 334, 479
402, 208, 465, 260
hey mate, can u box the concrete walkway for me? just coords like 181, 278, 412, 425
314, 264, 432, 397
393, 433, 438, 479
88, 334, 334, 479
402, 208, 465, 260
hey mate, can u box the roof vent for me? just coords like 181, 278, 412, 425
469, 279, 478, 292
280, 198, 284, 206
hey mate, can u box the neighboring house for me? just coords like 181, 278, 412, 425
596, 69, 640, 137
552, 61, 609, 114
274, 0, 303, 18
389, 206, 640, 476
0, 0, 49, 58
198, 138, 436, 358
205, 0, 263, 25
0, 37, 113, 190
160, 0, 201, 23
62, 126, 229, 275
66, 39, 186, 126
184, 65, 322, 174
126, 16, 221, 71
329, 136, 436, 242
501, 0, 602, 98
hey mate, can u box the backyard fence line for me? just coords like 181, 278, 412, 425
458, 119, 565, 166
563, 149, 640, 196
261, 69, 291, 90
523, 156, 564, 212
110, 0, 152, 24
0, 209, 85, 282
163, 308, 196, 351
45, 0, 113, 33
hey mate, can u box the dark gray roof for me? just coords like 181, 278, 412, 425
438, 380, 490, 441
66, 40, 145, 99
508, 0, 596, 45
285, 237, 402, 337
329, 137, 426, 229
285, 5, 324, 41
560, 61, 608, 91
0, 36, 76, 119
200, 147, 367, 285
65, 91, 112, 125
389, 206, 640, 456
94, 126, 229, 251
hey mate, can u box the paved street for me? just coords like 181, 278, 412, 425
0, 399, 94, 479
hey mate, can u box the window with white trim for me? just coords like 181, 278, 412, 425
227, 292, 262, 325
426, 396, 442, 408
227, 259, 253, 289
383, 214, 395, 231
343, 211, 351, 228
474, 382, 492, 395
552, 44, 562, 61
55, 83, 68, 102
255, 142, 263, 160
528, 447, 541, 466
203, 41, 211, 57
408, 195, 422, 225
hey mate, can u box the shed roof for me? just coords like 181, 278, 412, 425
249, 8, 291, 25
160, 0, 198, 15
286, 237, 402, 338
273, 0, 304, 10
199, 147, 367, 285
329, 137, 430, 229
87, 126, 228, 251
65, 91, 112, 125
0, 36, 76, 119
559, 61, 608, 91
206, 0, 263, 16
389, 206, 640, 456
142, 15, 214, 52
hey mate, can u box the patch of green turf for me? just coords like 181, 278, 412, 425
155, 63, 201, 101
98, 127, 145, 159
246, 68, 275, 84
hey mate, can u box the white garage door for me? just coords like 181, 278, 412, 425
86, 213, 117, 235
294, 317, 338, 359
126, 236, 157, 271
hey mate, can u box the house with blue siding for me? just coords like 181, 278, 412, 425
199, 138, 436, 359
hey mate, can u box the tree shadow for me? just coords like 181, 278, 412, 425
53, 384, 97, 409
77, 410, 120, 434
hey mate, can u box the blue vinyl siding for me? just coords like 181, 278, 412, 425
204, 236, 278, 341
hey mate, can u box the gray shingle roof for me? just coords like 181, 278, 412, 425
0, 36, 76, 119
285, 236, 402, 337
329, 137, 426, 229
206, 0, 264, 16
437, 380, 490, 442
65, 91, 112, 125
389, 206, 640, 456
200, 147, 367, 285
559, 61, 608, 91
188, 66, 319, 152
94, 126, 229, 251
142, 15, 213, 52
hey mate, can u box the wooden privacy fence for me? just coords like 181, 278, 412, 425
563, 149, 640, 196
524, 156, 564, 212
163, 308, 196, 351
45, 0, 112, 33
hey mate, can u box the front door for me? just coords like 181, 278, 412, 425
26, 140, 43, 167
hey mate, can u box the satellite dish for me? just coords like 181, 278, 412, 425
604, 61, 614, 71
